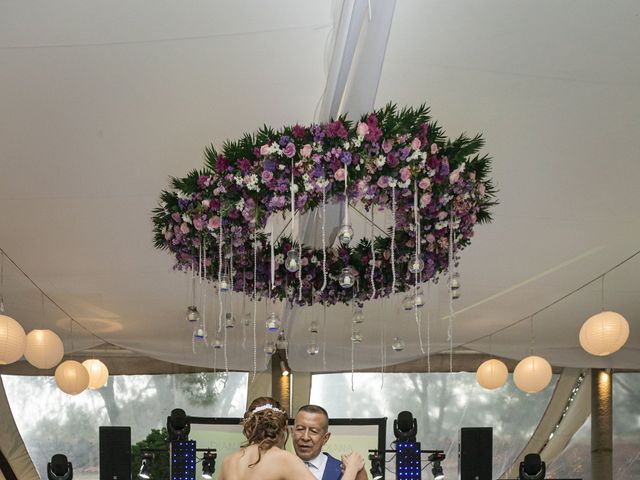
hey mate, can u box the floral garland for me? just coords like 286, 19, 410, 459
152, 104, 496, 306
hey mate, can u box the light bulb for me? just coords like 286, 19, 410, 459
225, 312, 235, 328
452, 289, 461, 300
402, 295, 414, 311
193, 326, 206, 340
309, 319, 319, 334
264, 341, 276, 355
351, 328, 363, 344
352, 307, 365, 324
219, 274, 230, 292
186, 306, 200, 323
408, 254, 424, 274
450, 272, 461, 290
307, 342, 319, 355
266, 312, 281, 332
285, 250, 300, 273
276, 331, 288, 349
413, 289, 425, 308
212, 336, 224, 349
392, 337, 405, 352
339, 267, 355, 289
337, 223, 354, 247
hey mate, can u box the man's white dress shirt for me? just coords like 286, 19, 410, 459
304, 452, 328, 480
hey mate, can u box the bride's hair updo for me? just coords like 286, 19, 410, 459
241, 396, 288, 465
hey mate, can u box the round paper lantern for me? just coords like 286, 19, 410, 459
579, 311, 629, 356
55, 360, 89, 395
514, 355, 552, 393
476, 358, 508, 390
24, 329, 64, 369
0, 314, 26, 365
82, 359, 109, 389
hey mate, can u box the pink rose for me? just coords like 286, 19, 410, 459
426, 233, 435, 243
411, 138, 422, 150
430, 143, 439, 154
356, 122, 369, 137
164, 230, 173, 241
300, 257, 309, 267
261, 170, 274, 183
419, 178, 431, 190
208, 216, 221, 230
260, 144, 270, 156
202, 199, 210, 208
438, 211, 448, 220
180, 222, 190, 234
420, 193, 432, 207
377, 176, 389, 188
334, 168, 346, 181
478, 183, 486, 197
301, 144, 312, 158
400, 167, 411, 182
449, 169, 460, 183
469, 214, 477, 224
382, 139, 394, 154
283, 142, 296, 158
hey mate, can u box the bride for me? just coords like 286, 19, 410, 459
217, 397, 364, 480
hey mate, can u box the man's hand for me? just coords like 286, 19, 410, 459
341, 452, 365, 473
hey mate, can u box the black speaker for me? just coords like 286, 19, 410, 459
99, 426, 131, 480
459, 427, 492, 480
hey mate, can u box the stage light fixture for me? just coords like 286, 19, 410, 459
167, 408, 190, 441
201, 451, 217, 479
428, 452, 446, 480
519, 453, 545, 480
138, 451, 153, 479
393, 411, 417, 442
368, 451, 384, 480
47, 454, 73, 480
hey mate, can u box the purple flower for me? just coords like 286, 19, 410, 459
340, 151, 352, 165
215, 155, 229, 172
292, 124, 306, 138
386, 153, 399, 168
237, 158, 251, 173
283, 142, 296, 158
325, 120, 348, 139
171, 212, 182, 223
312, 164, 325, 178
365, 114, 382, 143
262, 170, 274, 182
279, 135, 291, 147
263, 159, 276, 172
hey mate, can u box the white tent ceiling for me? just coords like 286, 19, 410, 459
1, 0, 639, 373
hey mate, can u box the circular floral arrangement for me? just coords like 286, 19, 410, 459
152, 104, 495, 306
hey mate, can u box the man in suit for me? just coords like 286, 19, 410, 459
292, 405, 368, 480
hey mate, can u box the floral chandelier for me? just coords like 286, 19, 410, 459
153, 104, 495, 310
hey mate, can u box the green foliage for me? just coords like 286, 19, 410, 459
131, 428, 170, 480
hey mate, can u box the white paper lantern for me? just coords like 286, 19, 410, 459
579, 311, 629, 356
0, 314, 26, 365
82, 359, 109, 389
24, 329, 64, 369
476, 358, 508, 390
514, 355, 552, 393
55, 360, 89, 395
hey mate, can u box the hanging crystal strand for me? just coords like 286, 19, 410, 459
351, 334, 355, 392
427, 282, 431, 373
202, 280, 209, 347
413, 181, 425, 354
0, 252, 4, 312
321, 179, 327, 292
224, 308, 229, 373
322, 304, 327, 370
229, 243, 234, 291
252, 228, 258, 382
242, 270, 247, 350
370, 209, 376, 300
391, 186, 397, 294
218, 221, 224, 334
448, 217, 454, 373
270, 224, 275, 291
298, 243, 303, 302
